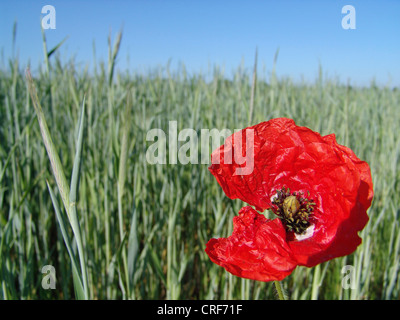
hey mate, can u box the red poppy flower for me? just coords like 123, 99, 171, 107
206, 118, 373, 281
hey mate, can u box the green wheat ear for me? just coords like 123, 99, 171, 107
26, 68, 89, 299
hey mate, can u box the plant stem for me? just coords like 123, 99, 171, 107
274, 281, 286, 300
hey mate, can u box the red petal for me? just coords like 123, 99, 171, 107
289, 134, 373, 266
205, 206, 297, 282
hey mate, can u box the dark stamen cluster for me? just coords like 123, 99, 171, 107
271, 187, 315, 235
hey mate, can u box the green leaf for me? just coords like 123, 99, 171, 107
47, 36, 69, 59
46, 181, 85, 300
70, 96, 85, 205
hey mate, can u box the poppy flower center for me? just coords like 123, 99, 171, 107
271, 187, 315, 235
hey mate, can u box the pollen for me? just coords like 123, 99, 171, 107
271, 187, 315, 235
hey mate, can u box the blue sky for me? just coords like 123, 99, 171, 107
1, 0, 399, 86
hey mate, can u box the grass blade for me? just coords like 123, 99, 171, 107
68, 97, 89, 299
26, 68, 71, 219
46, 181, 85, 300
47, 36, 69, 59
26, 69, 89, 299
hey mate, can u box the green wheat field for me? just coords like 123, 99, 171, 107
1, 31, 399, 300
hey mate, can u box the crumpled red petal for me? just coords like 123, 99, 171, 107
205, 206, 298, 282
208, 117, 373, 271
287, 133, 373, 266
